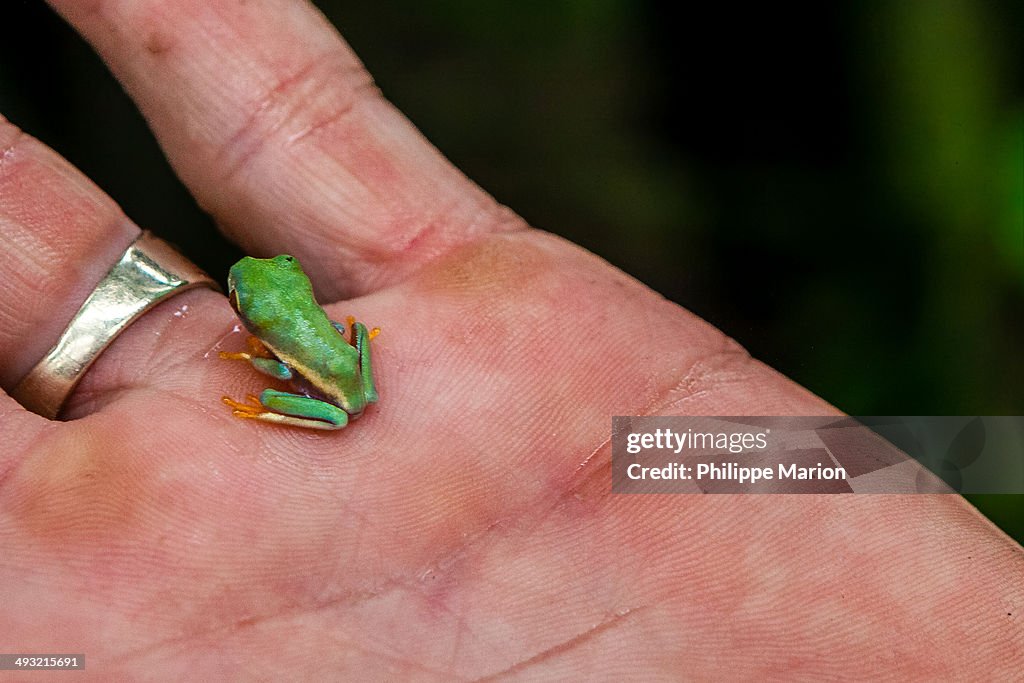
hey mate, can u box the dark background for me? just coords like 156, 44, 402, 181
1, 1, 1021, 538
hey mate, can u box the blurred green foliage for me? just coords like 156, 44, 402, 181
0, 1, 1020, 538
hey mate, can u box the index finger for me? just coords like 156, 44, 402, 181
49, 0, 521, 299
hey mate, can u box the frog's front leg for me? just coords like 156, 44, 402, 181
220, 335, 272, 360
222, 389, 349, 430
220, 336, 293, 380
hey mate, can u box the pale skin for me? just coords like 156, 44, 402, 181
0, 1, 1020, 679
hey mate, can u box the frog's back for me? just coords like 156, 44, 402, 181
257, 304, 360, 386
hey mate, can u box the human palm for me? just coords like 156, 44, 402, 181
1, 1, 1020, 678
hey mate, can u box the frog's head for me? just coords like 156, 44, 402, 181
227, 255, 313, 321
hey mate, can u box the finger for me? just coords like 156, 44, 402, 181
0, 113, 141, 469
0, 115, 138, 387
0, 114, 225, 416
49, 0, 521, 299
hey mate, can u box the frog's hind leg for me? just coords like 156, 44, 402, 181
258, 389, 349, 429
222, 390, 348, 429
334, 316, 379, 405
221, 393, 266, 420
351, 322, 379, 404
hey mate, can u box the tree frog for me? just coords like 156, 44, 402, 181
219, 255, 378, 430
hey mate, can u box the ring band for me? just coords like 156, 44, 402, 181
12, 231, 219, 419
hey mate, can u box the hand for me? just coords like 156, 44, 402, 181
1, 2, 1020, 677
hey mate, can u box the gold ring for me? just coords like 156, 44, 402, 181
12, 231, 219, 419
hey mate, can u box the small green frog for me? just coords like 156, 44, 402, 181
219, 255, 378, 430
